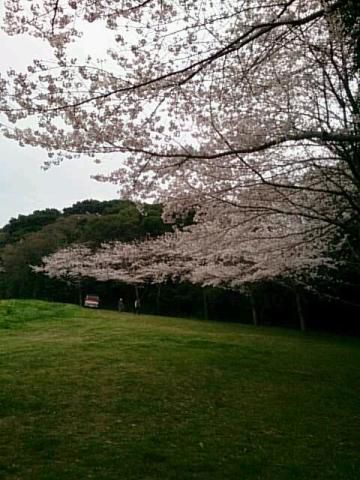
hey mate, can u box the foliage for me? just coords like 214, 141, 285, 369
332, 0, 360, 70
0, 209, 61, 246
1, 0, 359, 292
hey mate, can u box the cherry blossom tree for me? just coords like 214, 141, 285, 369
35, 201, 338, 328
2, 1, 359, 289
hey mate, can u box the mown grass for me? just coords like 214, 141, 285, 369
0, 299, 359, 480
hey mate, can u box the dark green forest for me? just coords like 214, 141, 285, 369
0, 199, 358, 334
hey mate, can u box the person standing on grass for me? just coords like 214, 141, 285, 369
134, 298, 140, 314
118, 297, 125, 312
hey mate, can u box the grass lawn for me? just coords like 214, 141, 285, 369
0, 299, 359, 480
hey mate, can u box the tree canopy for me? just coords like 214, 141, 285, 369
0, 0, 359, 291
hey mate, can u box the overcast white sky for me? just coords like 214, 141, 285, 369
0, 136, 120, 227
0, 5, 121, 227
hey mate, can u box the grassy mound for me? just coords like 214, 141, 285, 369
0, 300, 359, 479
0, 299, 78, 329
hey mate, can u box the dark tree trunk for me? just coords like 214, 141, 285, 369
295, 291, 306, 332
156, 284, 161, 314
249, 291, 258, 326
203, 288, 208, 320
78, 280, 83, 306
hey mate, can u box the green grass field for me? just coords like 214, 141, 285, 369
0, 300, 359, 480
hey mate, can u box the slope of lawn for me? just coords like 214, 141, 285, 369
0, 299, 359, 480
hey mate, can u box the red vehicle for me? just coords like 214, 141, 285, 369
84, 294, 100, 308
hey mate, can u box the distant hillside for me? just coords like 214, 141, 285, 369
0, 199, 170, 248
0, 199, 170, 301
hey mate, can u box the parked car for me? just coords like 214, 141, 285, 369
84, 294, 100, 308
